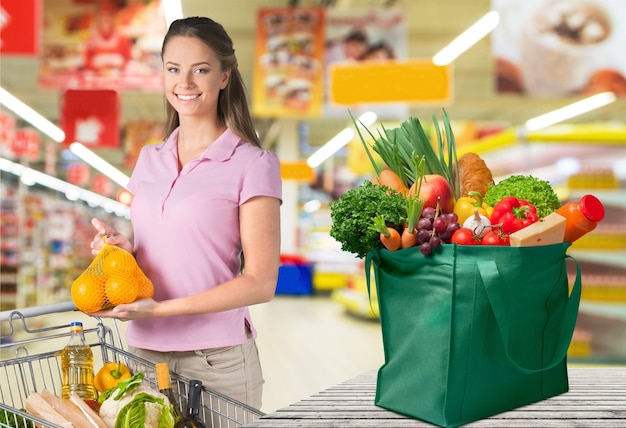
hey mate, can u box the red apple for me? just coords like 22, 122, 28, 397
410, 174, 455, 213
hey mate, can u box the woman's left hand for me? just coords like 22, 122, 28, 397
88, 298, 158, 321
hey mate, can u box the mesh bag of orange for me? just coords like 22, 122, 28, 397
71, 243, 154, 313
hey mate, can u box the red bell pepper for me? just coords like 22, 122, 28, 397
490, 196, 539, 235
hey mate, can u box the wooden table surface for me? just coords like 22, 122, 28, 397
243, 368, 626, 427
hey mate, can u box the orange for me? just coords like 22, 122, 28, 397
136, 272, 155, 299
72, 273, 106, 313
101, 248, 137, 277
105, 274, 139, 306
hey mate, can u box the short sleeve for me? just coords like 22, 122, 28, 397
240, 150, 282, 205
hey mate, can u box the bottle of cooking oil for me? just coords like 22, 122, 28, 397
61, 321, 96, 400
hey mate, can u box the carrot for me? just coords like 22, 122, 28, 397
401, 227, 418, 249
378, 169, 409, 196
381, 228, 402, 251
370, 215, 402, 251
402, 194, 424, 249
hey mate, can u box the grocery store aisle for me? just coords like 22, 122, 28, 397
250, 295, 384, 413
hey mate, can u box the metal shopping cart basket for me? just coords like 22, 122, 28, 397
0, 302, 264, 428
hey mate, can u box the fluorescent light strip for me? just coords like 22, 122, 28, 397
1, 87, 131, 201
0, 157, 130, 218
0, 87, 66, 142
70, 142, 130, 189
432, 11, 500, 66
306, 112, 378, 168
525, 92, 617, 131
161, 0, 183, 27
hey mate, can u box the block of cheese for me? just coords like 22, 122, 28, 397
509, 212, 566, 247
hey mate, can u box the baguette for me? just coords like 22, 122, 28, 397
40, 390, 95, 428
25, 392, 73, 428
69, 393, 109, 428
456, 152, 494, 197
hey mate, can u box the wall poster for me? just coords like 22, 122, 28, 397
252, 7, 326, 118
39, 0, 167, 90
492, 0, 626, 96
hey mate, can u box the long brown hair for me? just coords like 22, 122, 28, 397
161, 17, 260, 147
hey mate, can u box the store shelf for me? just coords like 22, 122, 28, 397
0, 180, 128, 310
569, 250, 626, 269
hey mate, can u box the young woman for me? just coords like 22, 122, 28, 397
89, 16, 282, 409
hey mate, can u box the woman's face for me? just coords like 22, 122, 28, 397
162, 36, 230, 120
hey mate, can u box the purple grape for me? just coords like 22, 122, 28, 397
419, 242, 432, 255
422, 207, 436, 220
417, 229, 431, 244
447, 212, 459, 224
430, 236, 442, 248
418, 218, 433, 230
447, 222, 460, 233
438, 230, 452, 243
440, 214, 451, 226
433, 217, 446, 233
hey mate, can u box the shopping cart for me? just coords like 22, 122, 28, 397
0, 302, 264, 428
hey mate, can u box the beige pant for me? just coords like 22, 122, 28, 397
128, 329, 264, 411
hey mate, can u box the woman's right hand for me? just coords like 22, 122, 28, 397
90, 218, 133, 255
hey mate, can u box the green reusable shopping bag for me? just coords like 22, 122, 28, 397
365, 242, 581, 428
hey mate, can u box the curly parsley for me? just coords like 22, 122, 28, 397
330, 181, 407, 259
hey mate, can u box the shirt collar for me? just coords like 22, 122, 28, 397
161, 127, 242, 162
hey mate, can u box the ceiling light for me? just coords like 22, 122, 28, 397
70, 142, 130, 189
161, 0, 183, 27
303, 199, 322, 213
306, 112, 378, 168
0, 90, 130, 190
432, 11, 500, 66
0, 87, 65, 142
525, 92, 617, 131
0, 156, 130, 218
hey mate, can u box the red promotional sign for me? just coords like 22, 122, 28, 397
0, 112, 16, 148
11, 129, 41, 161
92, 174, 114, 197
61, 89, 120, 148
0, 0, 40, 55
67, 163, 91, 186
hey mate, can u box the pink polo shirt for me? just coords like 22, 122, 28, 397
125, 127, 282, 351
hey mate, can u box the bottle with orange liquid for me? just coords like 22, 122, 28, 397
556, 194, 605, 243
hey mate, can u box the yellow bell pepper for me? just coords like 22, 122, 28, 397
453, 191, 493, 224
94, 361, 132, 393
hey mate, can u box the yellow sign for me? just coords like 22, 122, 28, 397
280, 161, 315, 182
329, 59, 452, 105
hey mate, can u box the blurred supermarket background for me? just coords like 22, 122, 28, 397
1, 0, 625, 413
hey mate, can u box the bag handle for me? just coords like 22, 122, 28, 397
364, 251, 378, 315
477, 255, 581, 374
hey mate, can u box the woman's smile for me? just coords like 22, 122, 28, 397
176, 93, 201, 101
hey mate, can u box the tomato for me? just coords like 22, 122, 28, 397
482, 230, 510, 246
450, 228, 480, 245
84, 400, 101, 413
